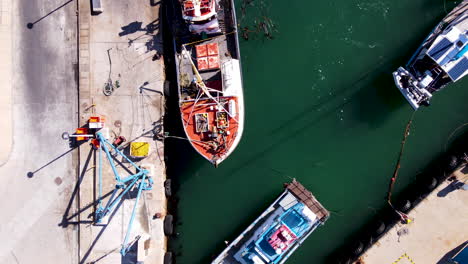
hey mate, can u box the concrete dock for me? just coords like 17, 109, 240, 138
0, 0, 167, 263
359, 164, 468, 264
77, 1, 167, 263
0, 0, 79, 263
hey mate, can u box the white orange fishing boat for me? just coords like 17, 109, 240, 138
175, 0, 244, 166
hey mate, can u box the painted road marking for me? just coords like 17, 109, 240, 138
392, 253, 415, 264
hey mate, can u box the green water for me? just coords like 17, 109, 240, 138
167, 0, 468, 263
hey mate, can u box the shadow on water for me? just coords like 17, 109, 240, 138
349, 66, 407, 128
268, 55, 407, 139
161, 0, 204, 258
162, 0, 200, 187
226, 52, 411, 177
225, 99, 352, 177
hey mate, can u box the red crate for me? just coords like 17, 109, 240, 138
208, 55, 219, 69
207, 42, 219, 56
195, 44, 207, 58
197, 57, 209, 71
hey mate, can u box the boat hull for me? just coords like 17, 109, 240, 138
211, 180, 329, 264
173, 0, 245, 166
179, 95, 244, 165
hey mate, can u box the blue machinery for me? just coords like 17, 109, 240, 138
94, 132, 154, 256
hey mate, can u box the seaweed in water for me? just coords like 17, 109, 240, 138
239, 0, 278, 40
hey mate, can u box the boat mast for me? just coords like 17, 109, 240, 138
182, 46, 238, 122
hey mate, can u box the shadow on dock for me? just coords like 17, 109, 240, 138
436, 240, 468, 264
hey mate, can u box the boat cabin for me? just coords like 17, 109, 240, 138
393, 8, 467, 109
411, 11, 468, 91
181, 0, 218, 22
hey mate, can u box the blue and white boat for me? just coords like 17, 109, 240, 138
393, 1, 468, 110
212, 180, 329, 264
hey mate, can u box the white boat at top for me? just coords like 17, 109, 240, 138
393, 1, 468, 110
174, 0, 244, 166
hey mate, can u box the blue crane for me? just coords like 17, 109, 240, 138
94, 132, 154, 256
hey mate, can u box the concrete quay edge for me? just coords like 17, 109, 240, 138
77, 1, 168, 263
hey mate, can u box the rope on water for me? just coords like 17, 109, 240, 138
387, 110, 417, 209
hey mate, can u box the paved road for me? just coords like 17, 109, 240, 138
0, 0, 78, 263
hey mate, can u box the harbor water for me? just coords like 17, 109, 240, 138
165, 0, 468, 263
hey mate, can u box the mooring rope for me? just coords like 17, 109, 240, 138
182, 31, 237, 47
387, 110, 417, 209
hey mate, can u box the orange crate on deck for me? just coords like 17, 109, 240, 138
195, 44, 207, 57
197, 57, 209, 71
208, 56, 219, 69
207, 43, 219, 56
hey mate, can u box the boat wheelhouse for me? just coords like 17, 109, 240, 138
212, 180, 329, 264
174, 0, 244, 166
181, 0, 218, 22
393, 1, 468, 110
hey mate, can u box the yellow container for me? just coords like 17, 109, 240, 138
130, 142, 150, 157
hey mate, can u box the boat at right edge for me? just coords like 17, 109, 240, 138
393, 0, 468, 110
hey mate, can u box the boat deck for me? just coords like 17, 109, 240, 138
410, 0, 468, 65
180, 97, 239, 163
285, 180, 330, 222
178, 34, 232, 98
